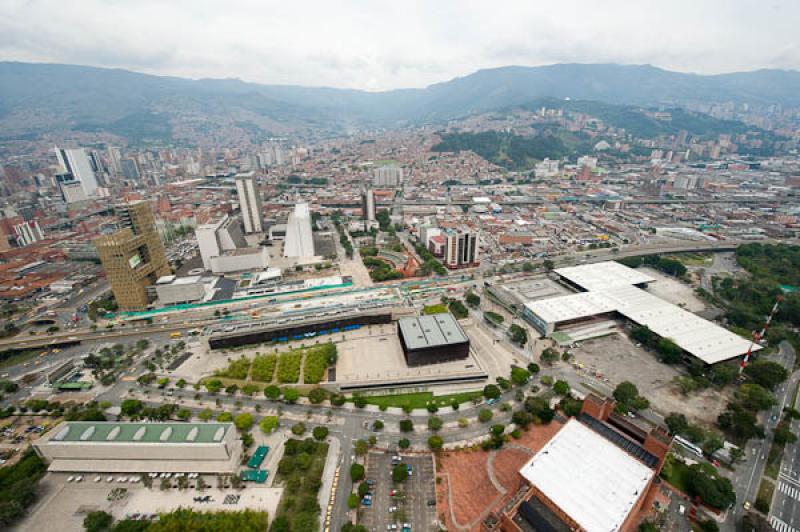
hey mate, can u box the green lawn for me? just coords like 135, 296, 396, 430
756, 478, 774, 513
422, 304, 448, 315
358, 390, 483, 409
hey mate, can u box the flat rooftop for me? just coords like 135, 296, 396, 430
554, 262, 655, 291
48, 422, 233, 444
398, 313, 469, 350
519, 418, 654, 532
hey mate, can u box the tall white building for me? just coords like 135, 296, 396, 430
373, 165, 403, 187
534, 158, 560, 179
283, 203, 315, 258
196, 215, 248, 270
107, 146, 123, 176
14, 220, 44, 247
361, 189, 376, 221
235, 174, 263, 233
55, 147, 99, 197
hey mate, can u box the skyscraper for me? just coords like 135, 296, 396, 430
361, 188, 376, 221
235, 174, 264, 233
94, 201, 170, 311
373, 165, 403, 187
443, 228, 479, 269
107, 146, 123, 176
283, 203, 315, 258
54, 146, 99, 197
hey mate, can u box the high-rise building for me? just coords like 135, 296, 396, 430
196, 215, 248, 271
94, 201, 171, 311
283, 203, 315, 258
56, 173, 88, 204
121, 158, 140, 180
373, 165, 403, 187
55, 146, 99, 197
13, 220, 44, 247
361, 188, 376, 221
443, 228, 479, 269
235, 174, 264, 233
107, 146, 123, 176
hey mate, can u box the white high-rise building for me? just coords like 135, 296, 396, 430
55, 147, 99, 197
283, 203, 315, 258
14, 220, 44, 247
235, 174, 263, 233
373, 165, 403, 187
361, 189, 376, 221
196, 215, 248, 270
107, 146, 123, 176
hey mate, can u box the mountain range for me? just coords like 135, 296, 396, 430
1, 61, 799, 144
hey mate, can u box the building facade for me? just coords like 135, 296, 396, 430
284, 203, 315, 257
55, 146, 99, 197
13, 220, 44, 246
235, 173, 264, 233
362, 188, 376, 221
373, 165, 403, 187
94, 201, 171, 311
444, 228, 479, 269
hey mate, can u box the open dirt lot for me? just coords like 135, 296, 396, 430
640, 267, 708, 313
569, 333, 728, 425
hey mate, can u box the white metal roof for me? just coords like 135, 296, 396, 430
519, 419, 654, 532
524, 280, 760, 364
554, 262, 655, 291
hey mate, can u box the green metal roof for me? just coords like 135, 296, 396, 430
398, 313, 469, 350
51, 422, 232, 444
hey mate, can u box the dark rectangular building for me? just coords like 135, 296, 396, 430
397, 313, 470, 367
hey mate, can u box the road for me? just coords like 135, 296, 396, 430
725, 341, 797, 531
769, 342, 800, 532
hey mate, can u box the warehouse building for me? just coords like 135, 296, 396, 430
483, 395, 671, 532
397, 313, 470, 366
34, 422, 241, 473
522, 261, 758, 365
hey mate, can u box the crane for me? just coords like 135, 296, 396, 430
739, 294, 784, 375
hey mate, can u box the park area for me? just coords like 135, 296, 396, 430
206, 343, 337, 387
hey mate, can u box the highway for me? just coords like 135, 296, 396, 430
770, 342, 800, 532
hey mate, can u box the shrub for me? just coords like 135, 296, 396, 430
350, 463, 365, 482
399, 419, 414, 432
264, 385, 281, 400
478, 409, 493, 423
304, 344, 334, 384
312, 426, 329, 441
277, 351, 303, 383
215, 356, 251, 380
251, 354, 277, 382
234, 413, 254, 432
427, 416, 443, 432
291, 423, 306, 436
308, 387, 328, 404
428, 435, 444, 450
259, 416, 279, 433
398, 438, 410, 449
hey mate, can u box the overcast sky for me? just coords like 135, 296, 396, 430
0, 0, 796, 91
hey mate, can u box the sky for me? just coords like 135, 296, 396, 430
0, 0, 797, 91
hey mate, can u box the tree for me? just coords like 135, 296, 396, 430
465, 292, 481, 308
398, 438, 411, 449
553, 380, 570, 396
308, 387, 327, 404
510, 367, 531, 386
483, 384, 501, 400
330, 393, 346, 406
684, 464, 735, 510
744, 360, 788, 391
399, 419, 414, 432
234, 413, 254, 432
260, 416, 279, 434
736, 383, 776, 412
120, 399, 144, 418
478, 409, 493, 423
656, 338, 682, 364
559, 397, 583, 418
512, 410, 532, 428
392, 463, 408, 483
353, 395, 368, 408
291, 422, 306, 436
373, 420, 384, 431
350, 463, 365, 482
631, 325, 655, 346
283, 387, 299, 403
357, 482, 369, 498
312, 426, 329, 441
665, 413, 689, 435
354, 439, 368, 456
84, 511, 113, 532
543, 259, 555, 271
264, 385, 281, 400
347, 493, 360, 509
509, 324, 528, 346
774, 423, 798, 445
427, 416, 443, 432
613, 381, 638, 405
540, 347, 559, 365
524, 396, 555, 424
176, 409, 191, 421
428, 435, 444, 450
205, 379, 222, 393
526, 363, 540, 374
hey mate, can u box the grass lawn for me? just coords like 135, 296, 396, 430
358, 390, 483, 409
0, 349, 41, 370
756, 478, 774, 513
422, 304, 448, 315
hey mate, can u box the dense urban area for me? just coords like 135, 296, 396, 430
2, 49, 800, 532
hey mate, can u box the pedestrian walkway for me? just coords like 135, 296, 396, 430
771, 515, 799, 532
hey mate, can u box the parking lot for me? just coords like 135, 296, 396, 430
360, 452, 437, 532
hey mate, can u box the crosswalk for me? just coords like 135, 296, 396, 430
778, 481, 800, 501
770, 516, 799, 532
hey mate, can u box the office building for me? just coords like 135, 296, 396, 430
107, 146, 123, 176
235, 173, 264, 233
56, 173, 88, 204
54, 146, 99, 197
284, 203, 315, 258
362, 188, 376, 221
397, 314, 471, 366
155, 275, 219, 306
121, 158, 140, 180
94, 201, 171, 311
34, 421, 241, 474
534, 158, 560, 179
196, 215, 248, 271
444, 228, 479, 269
14, 220, 44, 246
373, 165, 403, 187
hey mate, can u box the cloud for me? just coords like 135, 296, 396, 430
0, 0, 798, 90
